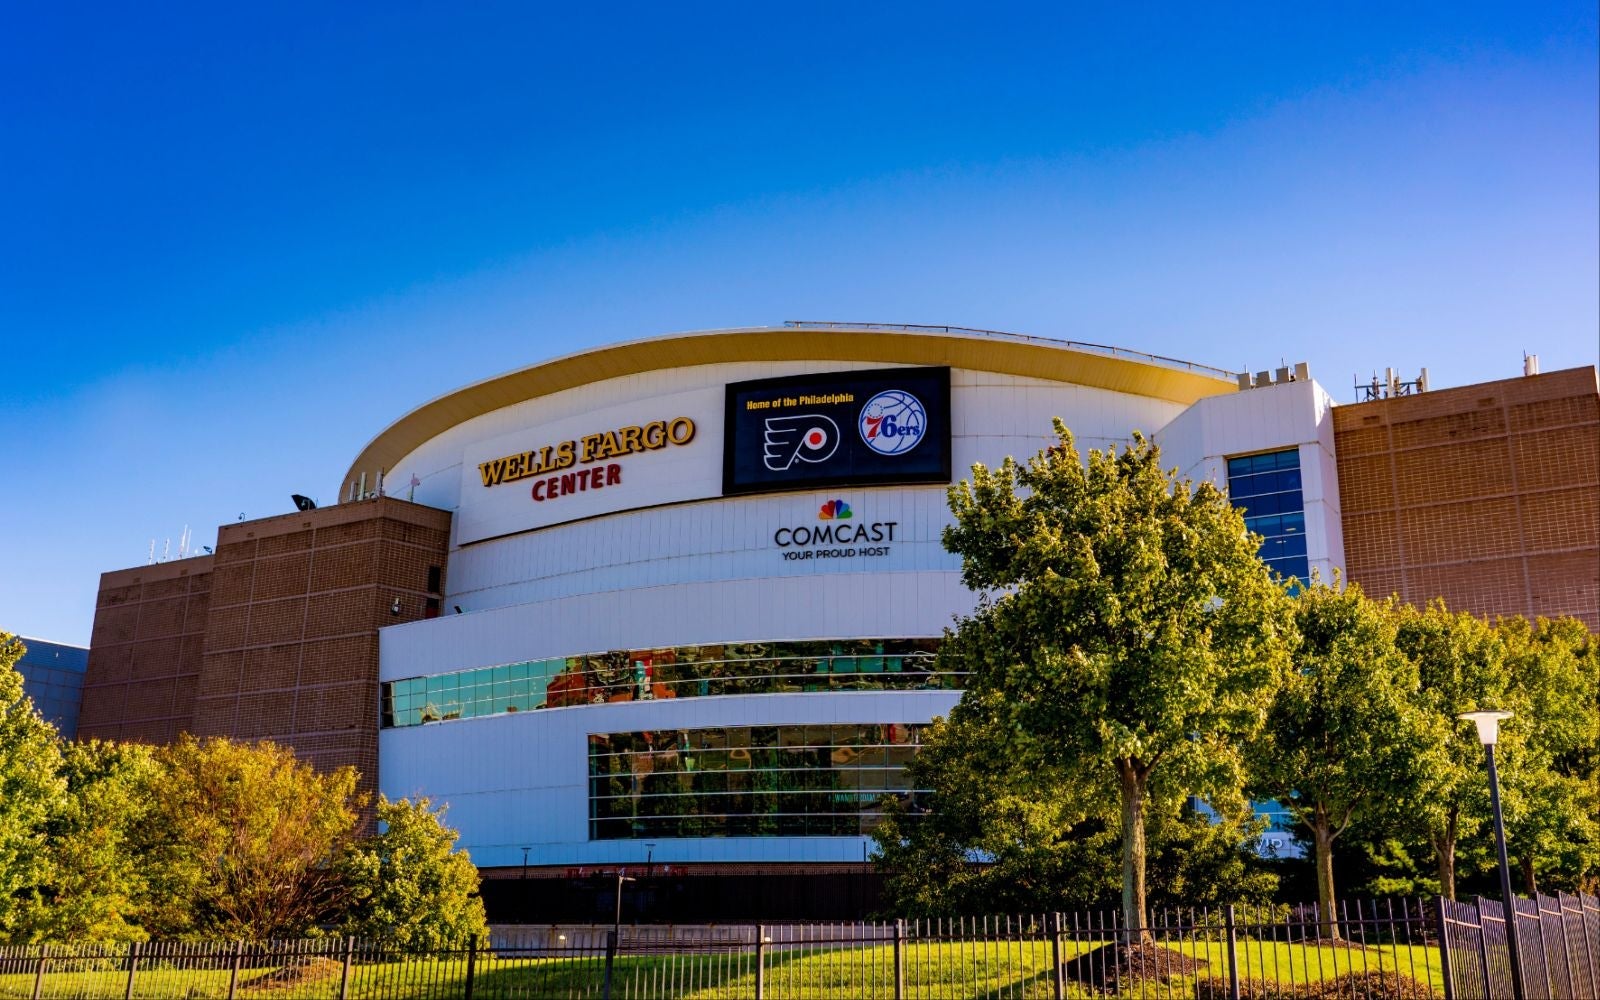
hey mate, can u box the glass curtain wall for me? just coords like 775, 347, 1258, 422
588, 723, 927, 840
1227, 449, 1310, 583
383, 638, 946, 728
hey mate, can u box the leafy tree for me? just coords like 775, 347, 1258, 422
1497, 616, 1600, 894
18, 740, 159, 942
874, 721, 1279, 917
338, 796, 488, 949
140, 736, 364, 940
940, 424, 1292, 936
1389, 601, 1508, 900
1247, 582, 1444, 937
873, 712, 1121, 916
0, 634, 64, 942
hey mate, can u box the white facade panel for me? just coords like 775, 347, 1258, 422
1153, 377, 1345, 581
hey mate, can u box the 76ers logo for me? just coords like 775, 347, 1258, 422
859, 390, 926, 455
763, 414, 840, 471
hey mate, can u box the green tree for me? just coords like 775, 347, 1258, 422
338, 796, 488, 948
873, 711, 1277, 917
1248, 582, 1444, 938
141, 736, 364, 940
19, 740, 159, 942
0, 634, 65, 942
940, 425, 1292, 936
1497, 616, 1600, 894
1390, 601, 1509, 900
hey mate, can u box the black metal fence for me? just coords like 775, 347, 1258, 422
1437, 891, 1600, 999
0, 894, 1594, 999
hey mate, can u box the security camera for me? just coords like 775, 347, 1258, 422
390, 597, 402, 615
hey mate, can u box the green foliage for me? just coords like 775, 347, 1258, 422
18, 740, 159, 942
0, 634, 65, 942
874, 713, 1278, 916
1247, 581, 1445, 933
1496, 616, 1600, 894
140, 736, 365, 941
926, 425, 1292, 928
339, 796, 487, 949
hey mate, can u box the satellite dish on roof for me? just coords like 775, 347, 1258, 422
291, 494, 317, 512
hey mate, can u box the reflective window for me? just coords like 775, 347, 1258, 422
382, 638, 949, 728
587, 724, 929, 840
1228, 449, 1310, 584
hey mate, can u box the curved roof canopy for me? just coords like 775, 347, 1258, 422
341, 324, 1236, 493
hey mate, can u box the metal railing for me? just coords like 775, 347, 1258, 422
780, 321, 1239, 379
1, 894, 1596, 998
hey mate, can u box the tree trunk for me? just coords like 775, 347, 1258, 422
1434, 808, 1459, 901
1520, 855, 1537, 896
1117, 761, 1151, 944
1312, 804, 1340, 940
1434, 837, 1456, 902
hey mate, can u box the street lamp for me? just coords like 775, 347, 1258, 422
1459, 709, 1524, 1000
521, 846, 530, 880
613, 870, 636, 940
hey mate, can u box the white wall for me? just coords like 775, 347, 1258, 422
1154, 377, 1345, 582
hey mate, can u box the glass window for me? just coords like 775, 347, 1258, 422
381, 637, 964, 727
1229, 449, 1308, 588
585, 724, 927, 840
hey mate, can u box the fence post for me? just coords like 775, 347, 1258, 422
1223, 904, 1241, 1000
338, 936, 355, 1000
30, 943, 46, 1000
754, 924, 766, 1000
1050, 912, 1064, 1000
463, 935, 479, 1000
602, 928, 617, 1000
894, 919, 906, 1000
123, 940, 140, 1000
1435, 896, 1456, 1000
1474, 898, 1493, 995
226, 939, 244, 999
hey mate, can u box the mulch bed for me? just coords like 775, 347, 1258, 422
1193, 971, 1438, 999
242, 956, 343, 993
1062, 940, 1209, 990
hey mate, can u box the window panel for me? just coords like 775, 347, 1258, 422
381, 638, 964, 727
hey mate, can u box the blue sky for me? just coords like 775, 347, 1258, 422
3, 3, 1596, 645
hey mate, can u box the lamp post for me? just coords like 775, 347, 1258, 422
613, 870, 636, 940
1459, 709, 1524, 1000
521, 846, 530, 880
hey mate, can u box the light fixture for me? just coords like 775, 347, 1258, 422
390, 597, 402, 616
1458, 709, 1513, 746
291, 494, 317, 512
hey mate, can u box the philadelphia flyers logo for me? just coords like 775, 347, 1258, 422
763, 414, 840, 471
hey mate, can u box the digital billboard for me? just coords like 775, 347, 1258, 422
722, 366, 951, 495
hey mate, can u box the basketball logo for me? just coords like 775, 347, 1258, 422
858, 390, 926, 456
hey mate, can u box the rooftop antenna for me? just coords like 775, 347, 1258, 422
147, 540, 155, 566
161, 538, 170, 563
178, 525, 191, 559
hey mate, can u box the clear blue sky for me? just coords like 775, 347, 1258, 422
3, 3, 1596, 645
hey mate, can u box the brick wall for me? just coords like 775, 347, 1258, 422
79, 556, 212, 742
81, 497, 452, 806
1334, 366, 1599, 629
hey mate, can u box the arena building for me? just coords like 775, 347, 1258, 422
76, 323, 1598, 919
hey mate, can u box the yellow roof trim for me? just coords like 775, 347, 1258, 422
341, 326, 1236, 491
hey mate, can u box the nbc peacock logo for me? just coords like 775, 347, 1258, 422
818, 499, 852, 520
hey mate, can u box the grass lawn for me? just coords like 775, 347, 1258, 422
0, 937, 1445, 999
